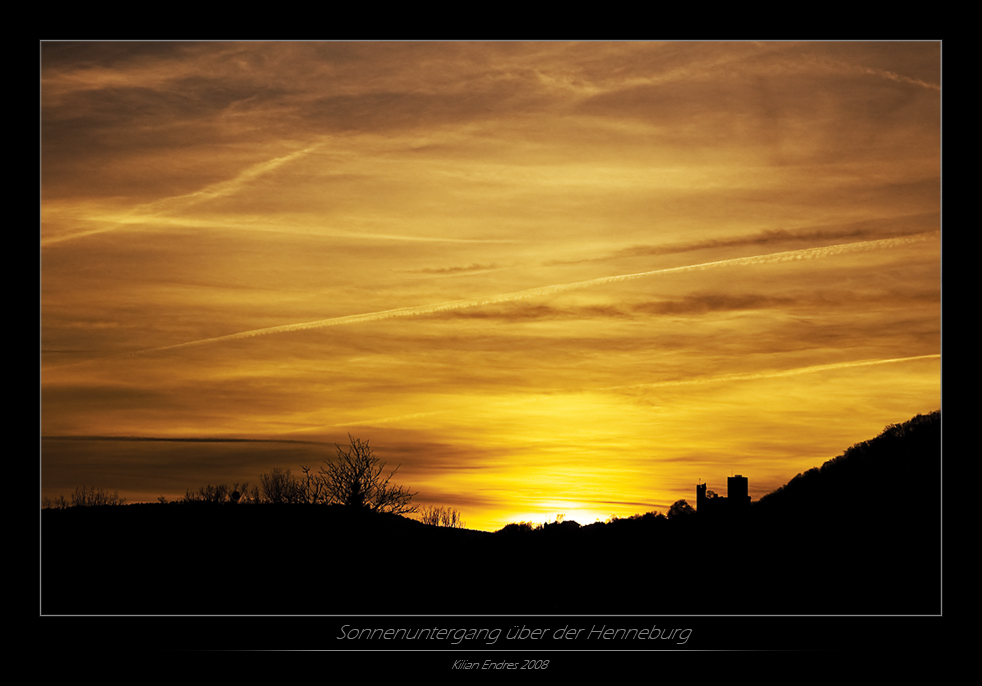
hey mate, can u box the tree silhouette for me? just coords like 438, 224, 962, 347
667, 499, 695, 520
319, 434, 418, 514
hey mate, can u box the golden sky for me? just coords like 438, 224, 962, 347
41, 42, 941, 531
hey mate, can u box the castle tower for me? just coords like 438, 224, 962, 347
727, 475, 750, 507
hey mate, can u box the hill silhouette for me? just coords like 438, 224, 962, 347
41, 411, 940, 615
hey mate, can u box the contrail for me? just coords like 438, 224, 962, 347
58, 230, 938, 365
857, 65, 940, 92
140, 144, 324, 215
610, 353, 942, 392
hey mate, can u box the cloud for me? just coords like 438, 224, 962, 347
50, 230, 935, 366
417, 302, 630, 322
632, 287, 939, 317
408, 280, 939, 323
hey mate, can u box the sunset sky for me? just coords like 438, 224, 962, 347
41, 42, 941, 532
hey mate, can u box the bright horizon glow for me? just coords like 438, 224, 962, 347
41, 41, 940, 533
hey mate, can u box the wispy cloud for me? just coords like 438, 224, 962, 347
62, 230, 936, 363
316, 353, 941, 431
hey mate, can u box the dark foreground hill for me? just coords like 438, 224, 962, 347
42, 411, 940, 616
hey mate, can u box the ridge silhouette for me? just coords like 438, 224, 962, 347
42, 411, 940, 615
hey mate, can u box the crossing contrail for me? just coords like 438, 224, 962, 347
57, 230, 939, 365
41, 143, 325, 247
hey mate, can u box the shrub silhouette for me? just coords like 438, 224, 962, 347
183, 482, 251, 504
419, 505, 465, 528
42, 486, 126, 509
259, 468, 303, 504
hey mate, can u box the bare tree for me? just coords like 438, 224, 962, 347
319, 435, 418, 514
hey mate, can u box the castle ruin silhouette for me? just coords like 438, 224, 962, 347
696, 475, 751, 516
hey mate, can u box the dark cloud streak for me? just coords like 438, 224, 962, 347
412, 288, 939, 322
42, 435, 325, 444
412, 263, 500, 275
550, 215, 939, 266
